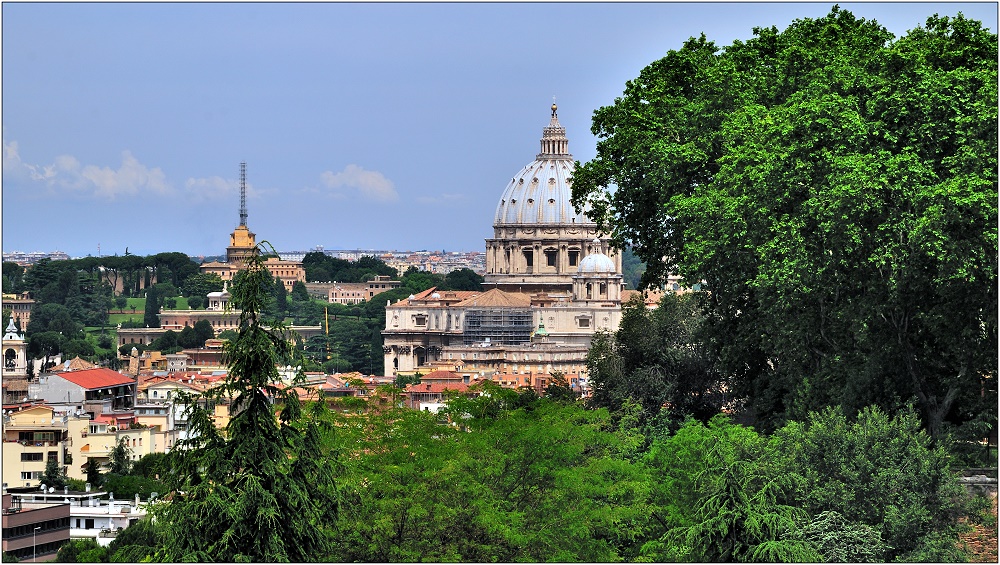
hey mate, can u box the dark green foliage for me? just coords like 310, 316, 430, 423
193, 319, 214, 345
150, 282, 178, 298
1, 551, 18, 563
27, 303, 82, 338
773, 405, 964, 560
150, 330, 177, 352
442, 267, 483, 291
186, 294, 203, 309
642, 416, 820, 562
40, 456, 67, 489
181, 272, 224, 299
31, 329, 66, 359
85, 457, 102, 487
620, 246, 646, 290
303, 251, 396, 283
176, 326, 197, 349
106, 517, 161, 563
142, 286, 160, 328
108, 437, 132, 475
55, 539, 103, 563
2, 262, 25, 293
97, 333, 112, 350
130, 452, 167, 478
271, 276, 289, 320
217, 329, 238, 341
153, 242, 337, 562
587, 292, 729, 428
149, 252, 199, 289
291, 280, 310, 301
101, 474, 166, 500
572, 8, 998, 437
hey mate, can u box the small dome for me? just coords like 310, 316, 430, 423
578, 252, 616, 274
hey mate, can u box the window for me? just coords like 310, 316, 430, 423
20, 453, 43, 462
568, 250, 579, 267
47, 451, 58, 461
20, 471, 41, 480
578, 318, 591, 328
545, 249, 557, 267
600, 283, 607, 295
523, 249, 533, 268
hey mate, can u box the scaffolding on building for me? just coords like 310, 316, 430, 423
463, 308, 533, 346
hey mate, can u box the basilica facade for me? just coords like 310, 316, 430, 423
382, 105, 630, 391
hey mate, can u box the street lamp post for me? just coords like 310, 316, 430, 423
33, 526, 40, 561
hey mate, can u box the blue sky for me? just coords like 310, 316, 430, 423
3, 2, 996, 258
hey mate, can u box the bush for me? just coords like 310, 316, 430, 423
101, 474, 167, 500
55, 539, 102, 563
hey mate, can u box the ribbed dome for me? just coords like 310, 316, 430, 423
494, 105, 594, 227
578, 252, 616, 274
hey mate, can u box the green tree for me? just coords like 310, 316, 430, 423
587, 293, 728, 428
27, 331, 63, 368
800, 510, 887, 563
26, 303, 81, 338
642, 416, 819, 562
192, 319, 214, 346
291, 280, 310, 301
271, 276, 289, 320
108, 436, 133, 475
85, 457, 103, 487
40, 456, 67, 489
152, 330, 178, 352
571, 8, 998, 436
181, 272, 224, 300
176, 326, 198, 349
55, 539, 103, 563
153, 242, 338, 562
773, 405, 964, 560
442, 268, 483, 291
143, 286, 160, 328
2, 261, 24, 292
106, 516, 162, 563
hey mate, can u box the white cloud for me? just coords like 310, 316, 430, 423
184, 175, 238, 199
416, 193, 469, 205
81, 151, 171, 198
2, 140, 173, 199
319, 164, 399, 203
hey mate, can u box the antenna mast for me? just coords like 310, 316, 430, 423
239, 161, 248, 227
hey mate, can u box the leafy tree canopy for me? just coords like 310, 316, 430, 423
572, 8, 998, 436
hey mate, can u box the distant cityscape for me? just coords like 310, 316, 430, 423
2, 247, 486, 276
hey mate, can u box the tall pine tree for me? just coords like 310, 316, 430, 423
153, 242, 338, 562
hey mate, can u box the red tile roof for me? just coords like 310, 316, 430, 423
420, 370, 463, 381
405, 382, 471, 394
55, 368, 135, 390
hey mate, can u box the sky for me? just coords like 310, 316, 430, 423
2, 2, 996, 259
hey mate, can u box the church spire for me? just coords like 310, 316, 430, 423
538, 100, 571, 158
